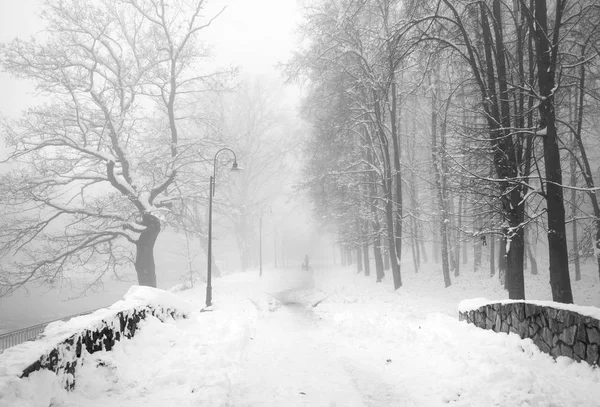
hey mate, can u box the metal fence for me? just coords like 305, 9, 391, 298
0, 309, 99, 353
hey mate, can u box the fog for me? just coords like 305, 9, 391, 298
0, 0, 316, 333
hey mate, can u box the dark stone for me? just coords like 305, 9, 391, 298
550, 346, 561, 358
486, 317, 494, 330
560, 343, 574, 359
514, 303, 525, 319
576, 324, 587, 342
587, 327, 600, 344
586, 344, 599, 366
536, 314, 548, 328
559, 325, 577, 346
494, 314, 502, 333
546, 307, 558, 320
487, 308, 497, 323
557, 309, 575, 326
535, 338, 551, 355
516, 320, 529, 338
548, 317, 565, 332
573, 341, 586, 360
540, 327, 554, 346
525, 303, 540, 318
501, 321, 510, 333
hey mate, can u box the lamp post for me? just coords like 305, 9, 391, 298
206, 148, 241, 308
259, 205, 272, 277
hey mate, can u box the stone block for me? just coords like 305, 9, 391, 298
501, 321, 509, 333
587, 327, 600, 344
487, 308, 497, 324
486, 317, 494, 330
494, 314, 502, 333
576, 324, 587, 342
525, 303, 539, 318
558, 325, 577, 347
557, 309, 575, 326
586, 344, 599, 366
573, 341, 586, 360
550, 345, 561, 358
514, 303, 525, 319
546, 307, 558, 319
560, 343, 574, 359
516, 320, 529, 338
529, 324, 540, 337
540, 327, 553, 346
533, 336, 551, 354
536, 314, 548, 328
548, 317, 565, 332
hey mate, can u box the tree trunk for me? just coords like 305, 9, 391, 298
489, 234, 496, 277
383, 243, 390, 271
385, 198, 402, 289
430, 72, 451, 287
499, 235, 507, 288
410, 220, 419, 273
363, 242, 370, 277
135, 214, 160, 287
356, 245, 363, 274
531, 0, 572, 303
374, 232, 385, 282
569, 89, 581, 281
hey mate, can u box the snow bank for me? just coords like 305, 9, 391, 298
0, 285, 192, 396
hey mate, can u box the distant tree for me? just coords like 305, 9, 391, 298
0, 0, 228, 294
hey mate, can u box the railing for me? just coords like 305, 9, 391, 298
0, 309, 99, 353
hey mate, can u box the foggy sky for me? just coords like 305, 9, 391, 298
0, 0, 300, 118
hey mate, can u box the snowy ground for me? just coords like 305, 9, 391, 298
2, 264, 600, 407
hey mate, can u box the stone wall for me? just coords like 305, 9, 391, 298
459, 302, 600, 366
19, 304, 187, 390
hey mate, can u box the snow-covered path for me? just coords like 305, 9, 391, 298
3, 266, 600, 407
227, 301, 367, 406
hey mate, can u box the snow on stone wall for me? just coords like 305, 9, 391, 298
0, 286, 192, 391
459, 300, 600, 366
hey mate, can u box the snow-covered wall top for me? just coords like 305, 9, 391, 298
0, 286, 193, 391
459, 298, 600, 321
459, 299, 600, 366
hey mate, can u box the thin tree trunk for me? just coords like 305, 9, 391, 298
490, 234, 496, 277
374, 232, 385, 282
431, 72, 451, 287
569, 88, 581, 281
363, 242, 370, 277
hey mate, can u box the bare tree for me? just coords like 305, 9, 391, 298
0, 0, 228, 294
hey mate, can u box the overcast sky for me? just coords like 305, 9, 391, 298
0, 0, 300, 118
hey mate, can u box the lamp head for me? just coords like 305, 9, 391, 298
230, 160, 242, 172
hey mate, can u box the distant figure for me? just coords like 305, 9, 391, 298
302, 255, 310, 271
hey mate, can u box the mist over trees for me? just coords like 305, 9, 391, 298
1, 0, 600, 307
0, 0, 233, 294
290, 0, 600, 303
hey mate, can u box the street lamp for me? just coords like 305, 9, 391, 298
206, 147, 241, 308
259, 205, 272, 277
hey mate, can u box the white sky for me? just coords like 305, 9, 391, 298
0, 0, 300, 118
